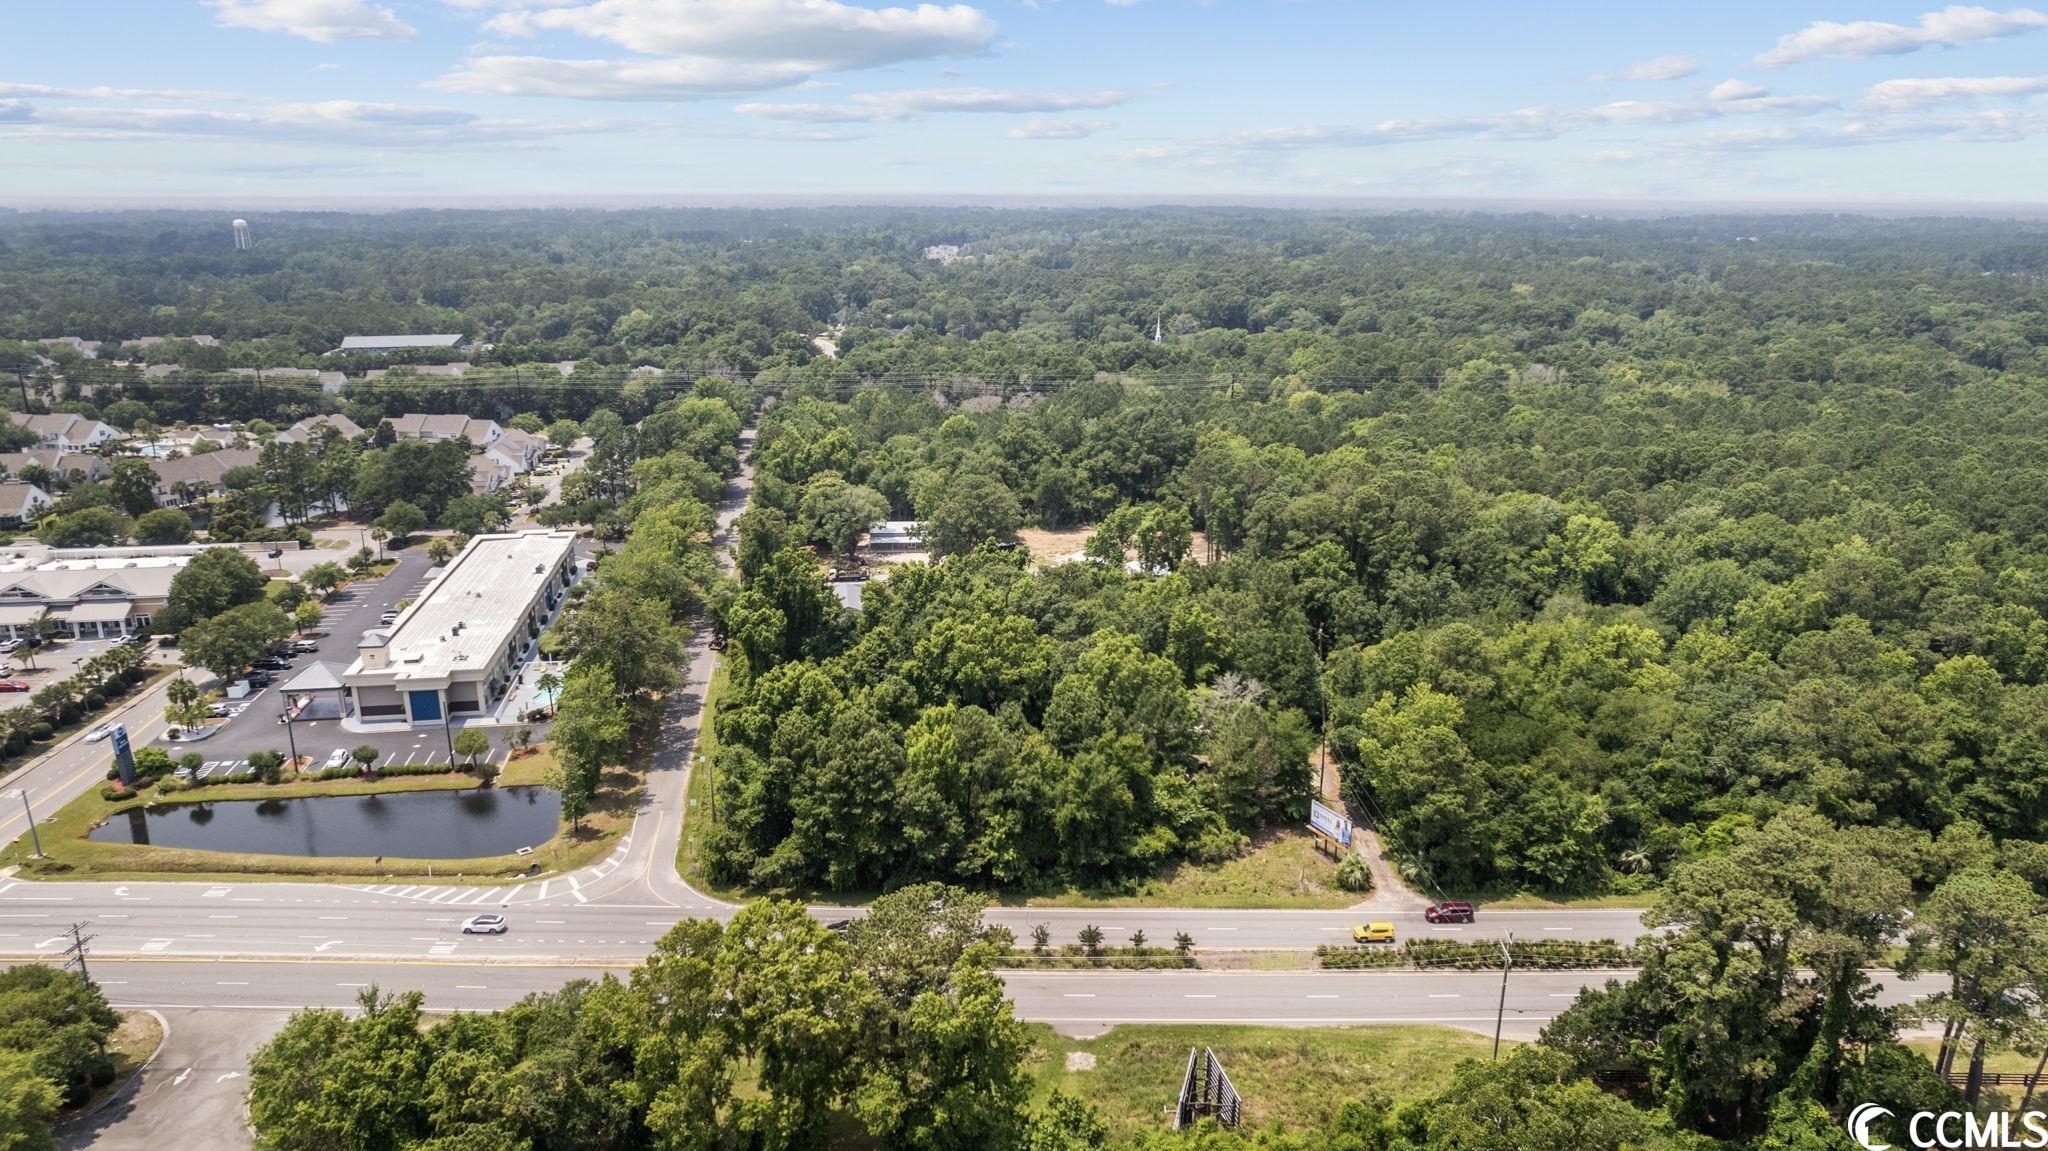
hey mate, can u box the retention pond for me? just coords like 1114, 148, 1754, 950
88, 785, 561, 859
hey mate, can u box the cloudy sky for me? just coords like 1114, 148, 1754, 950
0, 1, 2044, 203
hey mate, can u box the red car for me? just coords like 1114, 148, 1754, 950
1424, 901, 1476, 923
0, 681, 28, 693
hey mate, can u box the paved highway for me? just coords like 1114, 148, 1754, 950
70, 959, 1938, 1036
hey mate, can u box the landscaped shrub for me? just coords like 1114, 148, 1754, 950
29, 722, 52, 741
373, 761, 463, 778
1335, 854, 1373, 893
1317, 938, 1642, 970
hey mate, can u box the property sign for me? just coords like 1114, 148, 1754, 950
1308, 798, 1352, 847
109, 724, 135, 787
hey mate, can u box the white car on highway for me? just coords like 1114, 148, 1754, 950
83, 723, 117, 743
461, 914, 508, 935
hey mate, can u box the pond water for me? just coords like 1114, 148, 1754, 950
88, 785, 561, 859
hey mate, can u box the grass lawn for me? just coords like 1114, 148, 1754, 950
1461, 891, 1657, 910
1009, 829, 1355, 910
0, 739, 630, 884
1906, 1038, 2045, 1078
676, 656, 730, 894
1024, 1023, 1503, 1135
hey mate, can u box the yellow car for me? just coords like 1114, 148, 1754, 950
1352, 922, 1397, 944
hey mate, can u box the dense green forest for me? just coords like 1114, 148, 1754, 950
11, 207, 2048, 1149
9, 208, 2048, 899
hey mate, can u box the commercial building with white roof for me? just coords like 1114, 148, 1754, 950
342, 529, 578, 728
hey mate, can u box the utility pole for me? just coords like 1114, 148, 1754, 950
10, 368, 26, 410
281, 698, 299, 768
5, 789, 43, 858
1493, 931, 1513, 1060
60, 921, 92, 984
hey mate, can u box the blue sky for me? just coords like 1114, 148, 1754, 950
1, 1, 2045, 204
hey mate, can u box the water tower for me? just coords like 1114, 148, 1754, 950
232, 218, 250, 251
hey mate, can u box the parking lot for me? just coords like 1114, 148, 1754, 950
0, 631, 144, 689
155, 540, 584, 774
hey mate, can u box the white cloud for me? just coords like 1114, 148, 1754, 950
1596, 55, 1700, 82
1861, 74, 2048, 109
434, 55, 821, 100
1709, 79, 1769, 101
1007, 117, 1111, 138
735, 85, 1132, 122
0, 82, 235, 101
1204, 109, 1575, 150
1756, 5, 2048, 66
1590, 94, 1831, 122
209, 0, 417, 42
437, 0, 1000, 98
0, 98, 606, 147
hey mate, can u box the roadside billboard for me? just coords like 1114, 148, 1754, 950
1308, 798, 1352, 847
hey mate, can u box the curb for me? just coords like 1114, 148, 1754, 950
55, 1006, 170, 1130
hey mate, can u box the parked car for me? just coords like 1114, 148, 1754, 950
0, 681, 28, 693
84, 724, 117, 743
462, 914, 508, 935
253, 656, 292, 671
1423, 901, 1476, 923
1352, 922, 1397, 944
0, 640, 22, 654
325, 748, 351, 770
208, 702, 236, 718
246, 672, 276, 687
293, 640, 320, 653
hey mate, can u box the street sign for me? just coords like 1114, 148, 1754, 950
1308, 798, 1351, 847
109, 724, 135, 788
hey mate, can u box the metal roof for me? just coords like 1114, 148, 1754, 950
338, 334, 463, 351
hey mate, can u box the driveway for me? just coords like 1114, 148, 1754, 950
58, 1007, 277, 1151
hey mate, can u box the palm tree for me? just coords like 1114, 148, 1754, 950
536, 669, 562, 716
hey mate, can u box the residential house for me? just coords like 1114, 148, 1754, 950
121, 335, 219, 350
363, 362, 470, 382
34, 337, 100, 359
145, 448, 260, 508
7, 413, 122, 451
278, 414, 363, 444
0, 483, 52, 529
468, 455, 514, 495
481, 426, 545, 474
383, 413, 498, 445
0, 451, 107, 485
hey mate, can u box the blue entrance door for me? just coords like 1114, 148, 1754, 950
408, 690, 443, 722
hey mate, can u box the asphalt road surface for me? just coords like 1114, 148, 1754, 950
58, 1007, 276, 1151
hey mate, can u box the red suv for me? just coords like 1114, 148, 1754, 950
1424, 901, 1476, 923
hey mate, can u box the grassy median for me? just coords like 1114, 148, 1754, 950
0, 742, 637, 884
675, 655, 730, 895
1024, 1023, 1505, 1135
